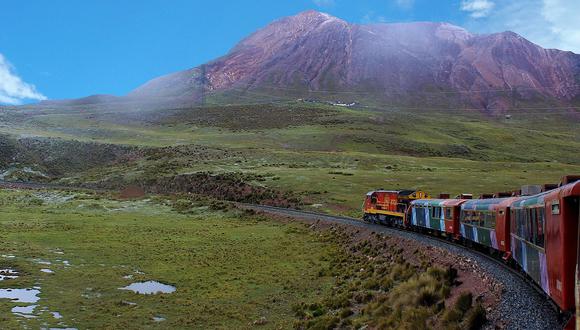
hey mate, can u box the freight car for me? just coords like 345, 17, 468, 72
363, 176, 580, 328
363, 189, 429, 226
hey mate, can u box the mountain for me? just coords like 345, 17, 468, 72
46, 11, 580, 113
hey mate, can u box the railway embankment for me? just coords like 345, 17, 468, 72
242, 204, 564, 329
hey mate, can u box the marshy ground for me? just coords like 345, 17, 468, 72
0, 189, 333, 328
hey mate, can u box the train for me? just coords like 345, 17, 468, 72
362, 176, 580, 329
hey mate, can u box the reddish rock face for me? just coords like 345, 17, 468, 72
129, 10, 580, 112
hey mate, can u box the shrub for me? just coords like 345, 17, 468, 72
455, 292, 473, 314
441, 307, 463, 325
462, 304, 486, 329
323, 293, 351, 309
339, 308, 353, 318
305, 315, 340, 330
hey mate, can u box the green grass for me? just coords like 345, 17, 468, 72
291, 228, 485, 329
1, 103, 579, 217
0, 189, 487, 329
0, 102, 575, 329
0, 190, 334, 329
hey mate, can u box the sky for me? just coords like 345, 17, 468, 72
1, 0, 579, 104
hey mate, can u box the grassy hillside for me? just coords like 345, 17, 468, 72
1, 102, 579, 216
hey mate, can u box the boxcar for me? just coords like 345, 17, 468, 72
509, 180, 580, 313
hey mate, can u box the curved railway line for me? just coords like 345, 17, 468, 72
0, 180, 568, 329
240, 203, 567, 329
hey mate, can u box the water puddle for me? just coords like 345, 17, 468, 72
12, 305, 37, 318
0, 288, 41, 303
153, 316, 166, 322
120, 281, 176, 295
51, 311, 63, 319
41, 269, 54, 274
0, 268, 19, 281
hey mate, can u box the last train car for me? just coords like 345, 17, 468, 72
363, 190, 429, 226
509, 178, 580, 316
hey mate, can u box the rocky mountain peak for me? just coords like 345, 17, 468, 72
112, 11, 580, 113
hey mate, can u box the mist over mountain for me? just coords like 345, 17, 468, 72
42, 10, 580, 113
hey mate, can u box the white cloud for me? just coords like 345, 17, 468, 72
460, 0, 495, 18
313, 0, 335, 7
395, 0, 415, 10
463, 0, 580, 53
0, 54, 46, 105
540, 0, 580, 52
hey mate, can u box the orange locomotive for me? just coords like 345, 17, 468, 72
362, 189, 430, 226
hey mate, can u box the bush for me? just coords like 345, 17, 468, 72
441, 308, 463, 324
323, 293, 351, 309
462, 304, 486, 330
305, 315, 340, 330
339, 308, 353, 318
455, 292, 473, 314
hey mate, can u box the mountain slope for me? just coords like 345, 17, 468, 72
57, 11, 580, 112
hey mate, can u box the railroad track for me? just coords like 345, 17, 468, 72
240, 203, 567, 330
242, 203, 543, 287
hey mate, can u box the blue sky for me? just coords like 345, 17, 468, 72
1, 0, 578, 104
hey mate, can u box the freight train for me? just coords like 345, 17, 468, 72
362, 176, 580, 329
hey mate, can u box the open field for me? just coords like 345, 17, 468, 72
0, 189, 493, 329
0, 102, 576, 328
1, 103, 579, 217
0, 190, 334, 329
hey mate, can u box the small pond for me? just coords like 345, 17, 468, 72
119, 281, 176, 295
0, 288, 41, 303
